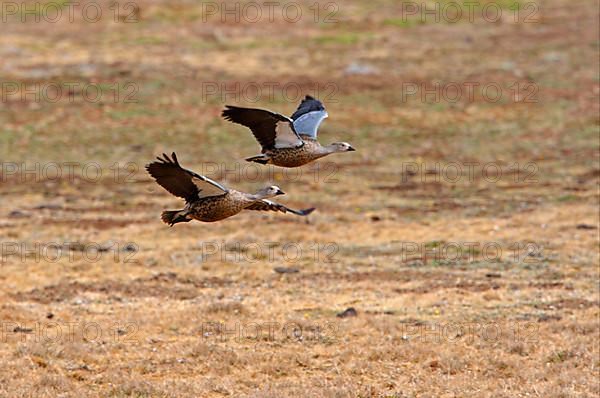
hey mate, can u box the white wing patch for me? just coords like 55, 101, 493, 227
274, 120, 304, 149
293, 110, 328, 139
192, 176, 229, 198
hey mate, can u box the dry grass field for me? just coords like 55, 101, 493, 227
0, 0, 599, 396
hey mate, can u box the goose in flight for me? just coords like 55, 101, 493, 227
146, 153, 315, 226
222, 95, 355, 167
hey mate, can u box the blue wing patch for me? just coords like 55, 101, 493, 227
291, 96, 328, 138
293, 110, 328, 139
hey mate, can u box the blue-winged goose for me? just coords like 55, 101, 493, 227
222, 95, 355, 167
146, 153, 315, 226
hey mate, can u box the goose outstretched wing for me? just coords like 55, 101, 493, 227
146, 152, 228, 202
222, 105, 304, 150
246, 200, 316, 216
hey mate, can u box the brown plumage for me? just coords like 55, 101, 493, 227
146, 153, 315, 226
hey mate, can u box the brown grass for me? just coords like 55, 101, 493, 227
0, 0, 599, 396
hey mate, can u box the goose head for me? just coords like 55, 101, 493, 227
327, 142, 356, 153
254, 185, 285, 199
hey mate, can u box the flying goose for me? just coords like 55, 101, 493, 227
146, 153, 315, 226
222, 95, 355, 167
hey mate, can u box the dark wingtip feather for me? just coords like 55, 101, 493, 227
147, 152, 180, 176
291, 96, 325, 120
298, 207, 316, 216
221, 106, 240, 121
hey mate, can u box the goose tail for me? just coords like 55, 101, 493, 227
161, 210, 191, 227
245, 154, 270, 165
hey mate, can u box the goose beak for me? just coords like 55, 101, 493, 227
276, 189, 285, 195
348, 146, 356, 152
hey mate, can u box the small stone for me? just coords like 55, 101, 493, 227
122, 243, 138, 252
543, 52, 565, 62
336, 307, 358, 318
8, 210, 28, 218
429, 360, 440, 369
274, 267, 299, 274
34, 203, 62, 210
538, 314, 562, 322
345, 62, 378, 75
145, 258, 158, 267
576, 224, 596, 230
